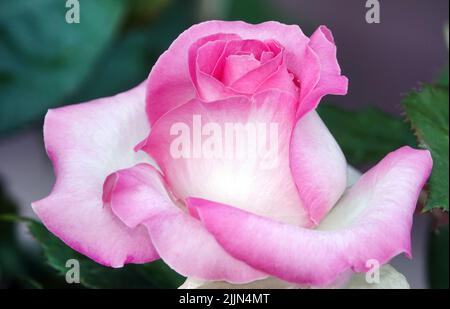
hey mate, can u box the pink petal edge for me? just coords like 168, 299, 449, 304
32, 82, 156, 267
103, 163, 267, 283
289, 111, 347, 225
188, 146, 432, 286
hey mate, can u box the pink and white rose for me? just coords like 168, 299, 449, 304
32, 21, 432, 288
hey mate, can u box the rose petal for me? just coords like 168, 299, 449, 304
256, 65, 299, 100
212, 39, 270, 79
142, 90, 312, 226
32, 82, 157, 267
195, 70, 238, 101
104, 163, 267, 283
195, 39, 273, 100
146, 20, 317, 125
145, 207, 267, 283
189, 34, 241, 93
102, 163, 173, 229
260, 51, 275, 63
229, 46, 283, 94
289, 111, 347, 225
297, 26, 348, 117
188, 146, 432, 286
222, 54, 261, 85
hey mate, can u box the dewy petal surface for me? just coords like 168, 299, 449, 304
188, 147, 432, 286
143, 90, 312, 226
32, 82, 156, 267
104, 163, 267, 283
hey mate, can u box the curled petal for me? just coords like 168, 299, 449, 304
188, 147, 432, 286
146, 20, 315, 125
102, 163, 173, 229
290, 111, 347, 225
32, 82, 157, 267
104, 164, 266, 283
229, 46, 283, 94
256, 65, 299, 99
222, 54, 262, 85
189, 33, 241, 99
297, 26, 348, 117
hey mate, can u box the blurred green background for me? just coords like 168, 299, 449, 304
0, 0, 448, 289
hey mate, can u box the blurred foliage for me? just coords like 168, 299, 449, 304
0, 0, 126, 135
126, 0, 171, 26
228, 0, 283, 24
318, 105, 416, 166
403, 85, 449, 212
70, 0, 196, 103
428, 224, 449, 289
227, 0, 316, 35
0, 183, 24, 287
438, 65, 449, 87
0, 184, 68, 288
28, 221, 185, 289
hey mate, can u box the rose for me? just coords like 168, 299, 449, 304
32, 21, 432, 288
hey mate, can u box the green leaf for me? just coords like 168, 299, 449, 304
428, 224, 449, 289
318, 104, 416, 165
437, 65, 449, 87
403, 85, 449, 212
28, 221, 184, 288
0, 199, 71, 288
0, 183, 24, 286
0, 0, 127, 134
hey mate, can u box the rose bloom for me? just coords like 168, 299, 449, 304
33, 21, 432, 289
